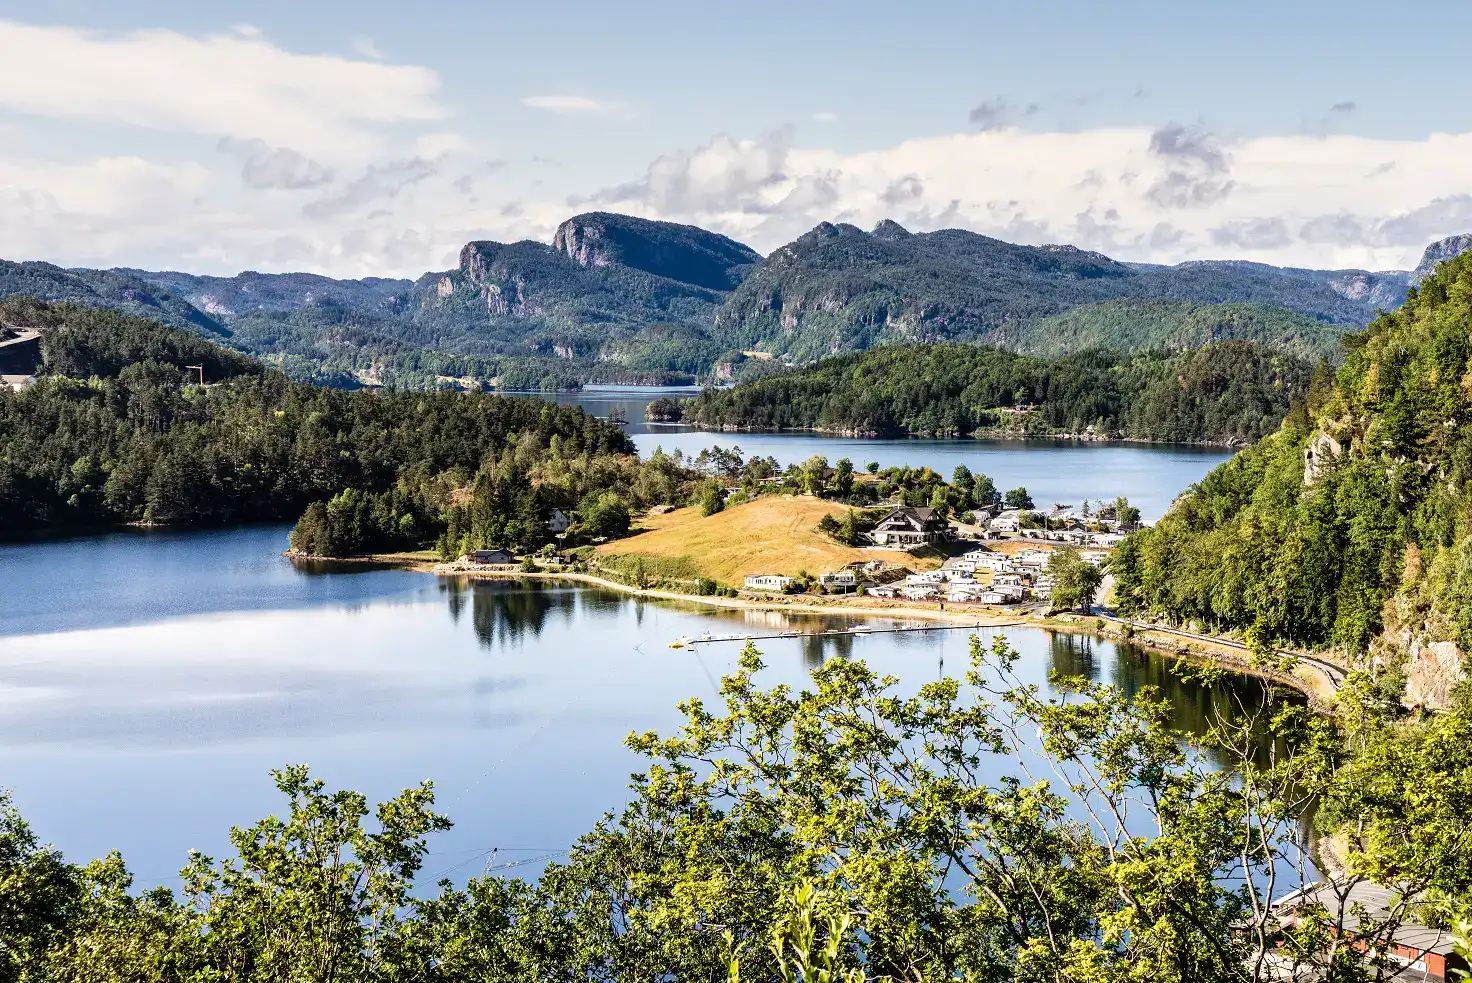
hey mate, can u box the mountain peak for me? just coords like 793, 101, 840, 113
1413, 233, 1472, 281
551, 211, 761, 291
872, 219, 912, 240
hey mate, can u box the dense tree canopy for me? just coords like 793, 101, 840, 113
675, 342, 1315, 445
0, 301, 633, 540
1111, 253, 1472, 659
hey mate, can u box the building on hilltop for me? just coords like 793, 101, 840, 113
871, 507, 952, 546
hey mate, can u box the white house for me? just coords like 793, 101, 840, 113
966, 551, 1012, 572
871, 507, 952, 546
819, 570, 857, 592
989, 510, 1022, 534
546, 508, 571, 535
865, 584, 900, 598
981, 585, 1027, 604
900, 584, 941, 600
744, 574, 794, 591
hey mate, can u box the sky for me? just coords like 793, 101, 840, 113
5, 0, 1472, 278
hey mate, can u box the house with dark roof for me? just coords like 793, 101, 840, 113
870, 507, 952, 546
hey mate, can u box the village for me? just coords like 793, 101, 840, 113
737, 499, 1131, 609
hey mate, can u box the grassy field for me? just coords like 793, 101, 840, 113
595, 495, 941, 586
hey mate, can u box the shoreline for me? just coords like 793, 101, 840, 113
647, 420, 1253, 450
395, 558, 1342, 706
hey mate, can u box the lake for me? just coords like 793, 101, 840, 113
0, 400, 1246, 886
528, 387, 1232, 521
0, 525, 1272, 889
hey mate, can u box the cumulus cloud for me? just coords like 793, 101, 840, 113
218, 137, 333, 190
0, 20, 446, 157
1145, 122, 1234, 207
13, 118, 1472, 278
521, 94, 627, 117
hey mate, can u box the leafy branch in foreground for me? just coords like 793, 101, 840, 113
3, 637, 1471, 982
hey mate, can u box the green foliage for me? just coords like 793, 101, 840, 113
0, 302, 633, 540
1046, 546, 1105, 612
288, 488, 424, 558
1112, 252, 1472, 655
679, 342, 1314, 445
715, 220, 1383, 363
1005, 486, 1034, 510
1020, 299, 1354, 360
4, 638, 1472, 982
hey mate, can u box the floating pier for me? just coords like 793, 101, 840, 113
670, 621, 1023, 648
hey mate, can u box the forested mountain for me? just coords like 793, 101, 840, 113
0, 260, 226, 336
711, 220, 1427, 362
0, 300, 635, 539
1012, 299, 1348, 358
3, 218, 1466, 390
668, 341, 1317, 445
1112, 252, 1472, 706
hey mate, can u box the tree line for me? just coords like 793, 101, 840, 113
0, 301, 636, 542
666, 341, 1323, 445
1110, 252, 1472, 661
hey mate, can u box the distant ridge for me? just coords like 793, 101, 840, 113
1, 217, 1469, 389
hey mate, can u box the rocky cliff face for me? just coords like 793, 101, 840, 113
551, 212, 761, 292
1413, 233, 1472, 282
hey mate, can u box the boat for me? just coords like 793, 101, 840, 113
849, 625, 874, 634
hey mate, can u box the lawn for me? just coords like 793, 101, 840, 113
595, 495, 940, 586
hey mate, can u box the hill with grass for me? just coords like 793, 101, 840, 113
594, 495, 939, 586
1111, 253, 1472, 707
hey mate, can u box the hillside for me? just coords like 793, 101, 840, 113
671, 341, 1318, 446
0, 260, 225, 336
709, 220, 1427, 361
1013, 299, 1352, 359
595, 496, 936, 585
4, 220, 1469, 390
1111, 253, 1472, 707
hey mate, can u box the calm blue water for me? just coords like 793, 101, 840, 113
0, 526, 1273, 890
536, 387, 1232, 521
0, 413, 1250, 889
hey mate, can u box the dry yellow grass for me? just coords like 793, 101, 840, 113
596, 495, 940, 584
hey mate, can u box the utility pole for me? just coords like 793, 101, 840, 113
185, 364, 205, 385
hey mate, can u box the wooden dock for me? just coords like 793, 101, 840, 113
673, 621, 1025, 647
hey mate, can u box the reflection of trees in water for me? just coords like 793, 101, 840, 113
1048, 633, 1101, 680
1107, 639, 1297, 770
461, 580, 578, 650
799, 632, 855, 668
444, 579, 466, 625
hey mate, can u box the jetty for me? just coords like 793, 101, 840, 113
671, 620, 1024, 648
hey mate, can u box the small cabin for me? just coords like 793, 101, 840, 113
744, 574, 795, 592
472, 548, 516, 565
546, 508, 570, 535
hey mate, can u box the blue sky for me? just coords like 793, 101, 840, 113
4, 0, 1472, 276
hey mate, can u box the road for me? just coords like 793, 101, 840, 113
1094, 611, 1349, 692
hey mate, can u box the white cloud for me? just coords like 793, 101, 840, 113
812, 111, 839, 123
0, 20, 447, 157
588, 126, 1472, 270
521, 94, 627, 117
11, 119, 1472, 279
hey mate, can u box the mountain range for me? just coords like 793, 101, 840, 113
1, 212, 1466, 389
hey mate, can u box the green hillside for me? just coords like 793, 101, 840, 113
672, 341, 1316, 445
1011, 299, 1351, 359
1112, 253, 1472, 702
